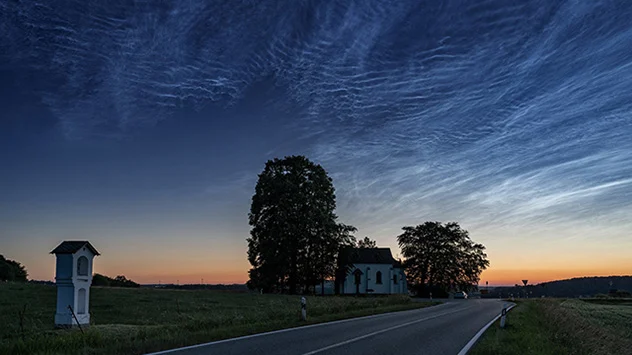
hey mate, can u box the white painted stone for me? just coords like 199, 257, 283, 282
500, 305, 508, 328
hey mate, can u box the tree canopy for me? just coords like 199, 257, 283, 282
397, 221, 489, 296
357, 236, 377, 248
247, 155, 356, 294
0, 255, 28, 282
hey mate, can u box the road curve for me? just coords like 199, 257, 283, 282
148, 299, 507, 355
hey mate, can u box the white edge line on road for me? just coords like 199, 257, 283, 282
457, 303, 516, 355
144, 302, 449, 355
301, 306, 474, 355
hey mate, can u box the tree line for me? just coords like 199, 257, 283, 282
246, 155, 489, 296
487, 276, 632, 298
92, 274, 140, 288
0, 254, 142, 288
0, 255, 28, 282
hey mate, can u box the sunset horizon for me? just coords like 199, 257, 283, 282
7, 229, 631, 287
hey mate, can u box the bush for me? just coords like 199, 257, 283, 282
611, 290, 632, 298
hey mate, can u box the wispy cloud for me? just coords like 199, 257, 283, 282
2, 0, 631, 246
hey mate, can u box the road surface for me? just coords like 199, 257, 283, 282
149, 299, 507, 355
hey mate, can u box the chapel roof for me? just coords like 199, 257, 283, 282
50, 241, 100, 255
339, 247, 402, 267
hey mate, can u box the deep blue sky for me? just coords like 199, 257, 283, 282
1, 0, 631, 284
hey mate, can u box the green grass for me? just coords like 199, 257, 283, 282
579, 297, 632, 306
0, 282, 436, 355
471, 299, 632, 355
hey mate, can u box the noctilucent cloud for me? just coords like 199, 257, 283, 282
1, 0, 631, 285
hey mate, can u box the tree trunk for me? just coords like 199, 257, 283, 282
321, 278, 325, 296
420, 270, 428, 297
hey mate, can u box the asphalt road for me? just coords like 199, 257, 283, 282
149, 299, 507, 355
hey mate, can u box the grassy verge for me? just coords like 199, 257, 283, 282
471, 299, 632, 355
0, 283, 437, 355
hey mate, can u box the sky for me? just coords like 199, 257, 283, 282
1, 0, 631, 286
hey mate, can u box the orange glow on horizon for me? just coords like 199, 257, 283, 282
20, 255, 632, 286
106, 268, 632, 286
11, 240, 632, 286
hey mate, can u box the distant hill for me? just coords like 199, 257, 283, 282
486, 276, 632, 298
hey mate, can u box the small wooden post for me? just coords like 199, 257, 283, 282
301, 297, 307, 321
18, 304, 27, 341
68, 305, 84, 333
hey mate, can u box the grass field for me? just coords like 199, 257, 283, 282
471, 298, 632, 355
0, 282, 436, 355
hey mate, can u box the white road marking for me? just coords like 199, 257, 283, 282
144, 302, 449, 355
457, 303, 516, 355
301, 306, 474, 355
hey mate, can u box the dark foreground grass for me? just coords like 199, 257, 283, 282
471, 299, 632, 355
0, 282, 437, 355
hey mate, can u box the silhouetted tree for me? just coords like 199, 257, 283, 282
397, 222, 489, 296
247, 155, 356, 294
357, 236, 377, 248
92, 273, 111, 287
0, 255, 28, 282
92, 273, 139, 287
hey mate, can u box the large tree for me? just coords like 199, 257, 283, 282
397, 222, 489, 296
247, 155, 356, 294
0, 255, 28, 282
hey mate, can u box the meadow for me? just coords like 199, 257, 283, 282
0, 282, 435, 355
471, 298, 632, 355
